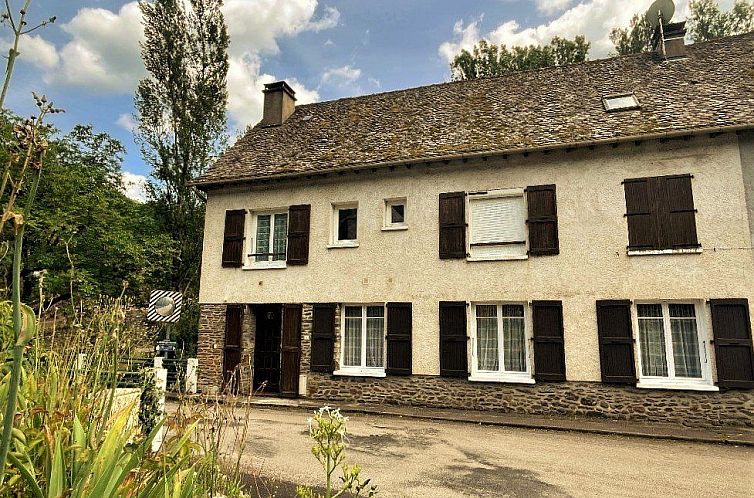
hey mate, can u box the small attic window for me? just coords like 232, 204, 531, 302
603, 94, 640, 112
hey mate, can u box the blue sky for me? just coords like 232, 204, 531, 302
1, 0, 708, 199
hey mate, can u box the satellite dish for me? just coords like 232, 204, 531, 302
646, 0, 675, 30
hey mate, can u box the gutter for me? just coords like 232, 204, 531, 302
191, 123, 754, 190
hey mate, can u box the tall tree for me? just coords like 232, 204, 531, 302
450, 36, 590, 81
135, 0, 229, 295
611, 0, 754, 55
610, 14, 654, 55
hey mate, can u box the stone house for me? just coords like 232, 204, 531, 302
192, 29, 754, 428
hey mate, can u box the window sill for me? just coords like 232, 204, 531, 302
243, 262, 286, 270
468, 374, 535, 384
636, 381, 718, 392
327, 242, 359, 249
333, 369, 386, 378
381, 225, 408, 232
467, 255, 528, 262
627, 248, 703, 256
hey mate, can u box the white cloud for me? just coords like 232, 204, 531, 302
321, 65, 362, 85
121, 171, 148, 203
438, 0, 735, 62
535, 0, 574, 15
0, 34, 60, 69
116, 113, 138, 133
36, 0, 339, 128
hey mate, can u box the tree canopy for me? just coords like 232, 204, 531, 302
611, 0, 754, 55
450, 36, 590, 81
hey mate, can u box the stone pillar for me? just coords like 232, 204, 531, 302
239, 305, 256, 395
197, 304, 226, 394
332, 304, 342, 372
185, 358, 198, 394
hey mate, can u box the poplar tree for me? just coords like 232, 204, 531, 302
135, 0, 229, 295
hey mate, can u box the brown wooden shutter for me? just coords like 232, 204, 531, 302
439, 192, 466, 259
222, 305, 243, 394
595, 300, 636, 384
439, 301, 468, 377
287, 204, 311, 265
310, 304, 336, 373
386, 303, 412, 376
526, 185, 559, 256
280, 304, 302, 397
657, 175, 699, 249
532, 300, 566, 381
222, 210, 246, 267
623, 178, 658, 250
710, 299, 754, 389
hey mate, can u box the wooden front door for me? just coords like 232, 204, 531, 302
280, 304, 302, 397
253, 305, 282, 392
223, 305, 243, 394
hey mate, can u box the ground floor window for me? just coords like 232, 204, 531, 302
470, 303, 533, 383
635, 302, 713, 390
337, 304, 386, 376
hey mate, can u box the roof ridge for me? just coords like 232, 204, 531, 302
294, 32, 751, 111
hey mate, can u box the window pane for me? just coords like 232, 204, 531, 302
502, 305, 526, 372
669, 304, 702, 378
476, 305, 499, 371
272, 213, 288, 261
255, 215, 271, 262
366, 314, 384, 368
343, 307, 362, 367
338, 208, 357, 240
637, 304, 668, 377
366, 306, 384, 318
390, 204, 405, 224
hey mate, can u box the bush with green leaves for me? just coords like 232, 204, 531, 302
297, 407, 377, 498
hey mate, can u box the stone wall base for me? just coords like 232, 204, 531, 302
306, 373, 754, 429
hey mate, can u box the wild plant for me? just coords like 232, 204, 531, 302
297, 407, 377, 498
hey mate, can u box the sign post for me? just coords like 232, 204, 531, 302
147, 290, 183, 358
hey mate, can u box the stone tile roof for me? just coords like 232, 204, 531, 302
195, 33, 754, 187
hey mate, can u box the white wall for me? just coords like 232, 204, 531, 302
199, 134, 754, 381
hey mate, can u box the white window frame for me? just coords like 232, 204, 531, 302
632, 300, 717, 392
469, 302, 535, 384
334, 303, 387, 377
382, 197, 408, 231
466, 188, 528, 262
602, 93, 640, 112
329, 202, 359, 248
245, 209, 288, 269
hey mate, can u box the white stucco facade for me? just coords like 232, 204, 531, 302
198, 134, 754, 383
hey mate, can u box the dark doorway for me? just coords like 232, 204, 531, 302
253, 305, 282, 393
280, 304, 303, 398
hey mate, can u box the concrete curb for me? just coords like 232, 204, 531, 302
173, 394, 754, 447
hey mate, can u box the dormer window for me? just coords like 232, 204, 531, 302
603, 94, 640, 112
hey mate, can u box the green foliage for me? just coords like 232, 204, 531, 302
611, 0, 754, 55
139, 368, 161, 436
450, 36, 590, 80
136, 0, 229, 295
610, 14, 654, 55
297, 407, 376, 498
688, 0, 754, 42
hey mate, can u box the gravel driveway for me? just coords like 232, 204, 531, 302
224, 405, 754, 498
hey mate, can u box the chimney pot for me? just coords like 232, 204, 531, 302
652, 21, 687, 59
262, 81, 296, 126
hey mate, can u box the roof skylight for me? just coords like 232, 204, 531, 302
603, 94, 640, 112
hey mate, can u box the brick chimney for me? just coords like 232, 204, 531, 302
652, 21, 687, 59
262, 81, 296, 126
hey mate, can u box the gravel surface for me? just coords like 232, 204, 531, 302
223, 406, 754, 498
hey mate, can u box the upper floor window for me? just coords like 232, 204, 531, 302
331, 203, 358, 247
634, 302, 712, 390
383, 198, 407, 230
251, 211, 288, 268
623, 174, 700, 255
467, 188, 527, 261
